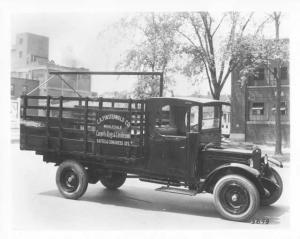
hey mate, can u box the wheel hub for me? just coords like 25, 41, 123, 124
66, 175, 76, 187
60, 169, 79, 192
231, 194, 238, 202
220, 182, 250, 215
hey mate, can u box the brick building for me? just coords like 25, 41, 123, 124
11, 32, 92, 97
11, 77, 39, 99
231, 40, 289, 145
11, 63, 92, 97
11, 77, 40, 128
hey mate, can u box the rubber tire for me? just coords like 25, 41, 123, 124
56, 160, 88, 200
261, 168, 283, 206
213, 174, 260, 222
100, 172, 126, 190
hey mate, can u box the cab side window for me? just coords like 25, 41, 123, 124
155, 105, 171, 127
155, 104, 178, 135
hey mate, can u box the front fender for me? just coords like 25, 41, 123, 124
267, 156, 283, 168
203, 163, 266, 196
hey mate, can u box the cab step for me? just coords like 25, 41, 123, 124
155, 186, 197, 196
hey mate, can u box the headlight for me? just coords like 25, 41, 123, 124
248, 158, 254, 167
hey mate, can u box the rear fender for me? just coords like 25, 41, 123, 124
203, 163, 266, 196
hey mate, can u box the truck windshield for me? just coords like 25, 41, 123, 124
202, 106, 220, 129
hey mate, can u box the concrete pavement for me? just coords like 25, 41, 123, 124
11, 143, 290, 230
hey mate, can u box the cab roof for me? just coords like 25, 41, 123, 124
147, 97, 230, 106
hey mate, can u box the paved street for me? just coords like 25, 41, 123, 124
11, 142, 290, 230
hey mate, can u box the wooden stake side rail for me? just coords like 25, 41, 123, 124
20, 95, 146, 161
23, 95, 144, 103
22, 105, 145, 114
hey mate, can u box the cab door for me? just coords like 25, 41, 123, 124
161, 135, 187, 177
148, 133, 187, 177
146, 102, 188, 178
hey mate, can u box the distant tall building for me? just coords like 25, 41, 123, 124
11, 32, 49, 69
11, 32, 92, 98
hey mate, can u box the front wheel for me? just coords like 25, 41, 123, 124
213, 174, 260, 222
100, 172, 126, 190
56, 160, 88, 199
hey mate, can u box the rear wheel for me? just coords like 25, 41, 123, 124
56, 160, 88, 199
100, 172, 126, 190
213, 174, 260, 222
261, 168, 283, 206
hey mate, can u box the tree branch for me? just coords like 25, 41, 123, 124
200, 13, 217, 86
177, 29, 199, 49
218, 16, 237, 84
220, 59, 239, 89
212, 14, 226, 37
189, 16, 208, 60
254, 15, 271, 35
240, 12, 254, 36
207, 75, 215, 97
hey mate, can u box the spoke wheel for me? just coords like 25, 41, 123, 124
100, 172, 126, 190
213, 174, 260, 222
219, 182, 250, 215
56, 160, 88, 199
60, 168, 79, 193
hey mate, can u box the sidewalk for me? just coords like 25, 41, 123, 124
222, 138, 290, 163
11, 127, 20, 144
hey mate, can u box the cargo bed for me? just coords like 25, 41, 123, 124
20, 95, 146, 165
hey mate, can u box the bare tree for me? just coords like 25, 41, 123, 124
116, 13, 180, 98
177, 12, 254, 99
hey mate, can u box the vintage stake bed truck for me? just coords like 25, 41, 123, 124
20, 72, 283, 222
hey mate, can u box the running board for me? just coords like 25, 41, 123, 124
155, 186, 197, 196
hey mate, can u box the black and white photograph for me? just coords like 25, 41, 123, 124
1, 0, 300, 238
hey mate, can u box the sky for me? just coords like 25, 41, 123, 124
11, 12, 290, 97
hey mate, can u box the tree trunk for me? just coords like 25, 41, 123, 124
274, 68, 282, 154
275, 18, 280, 39
212, 85, 221, 100
274, 12, 282, 155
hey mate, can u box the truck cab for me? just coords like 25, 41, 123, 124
145, 97, 225, 183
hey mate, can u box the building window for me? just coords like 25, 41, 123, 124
254, 68, 265, 81
19, 38, 23, 44
252, 102, 264, 115
11, 84, 15, 95
19, 51, 22, 58
31, 55, 36, 62
280, 67, 288, 80
272, 102, 287, 115
274, 67, 288, 81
